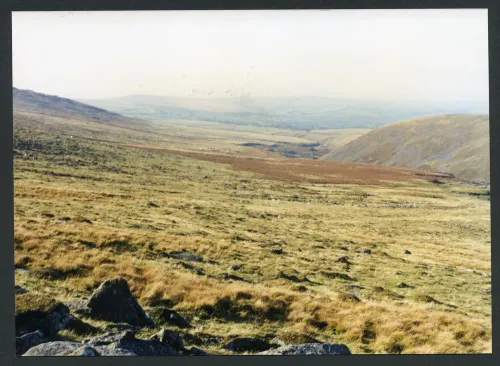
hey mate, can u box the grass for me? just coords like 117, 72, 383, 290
13, 110, 491, 354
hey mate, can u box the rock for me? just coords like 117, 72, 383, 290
83, 331, 136, 347
92, 346, 137, 356
15, 285, 27, 294
111, 333, 178, 356
150, 308, 191, 328
151, 328, 184, 351
223, 337, 273, 352
397, 282, 413, 289
219, 272, 247, 282
188, 346, 209, 355
336, 256, 351, 264
23, 341, 82, 356
257, 343, 351, 355
230, 264, 242, 271
271, 248, 284, 255
320, 271, 353, 281
363, 249, 372, 254
16, 301, 71, 337
170, 251, 203, 262
404, 250, 412, 254
340, 246, 349, 251
16, 330, 47, 355
84, 330, 179, 356
86, 278, 156, 327
66, 346, 101, 356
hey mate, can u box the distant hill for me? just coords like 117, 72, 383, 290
321, 114, 490, 182
79, 94, 488, 131
13, 87, 150, 129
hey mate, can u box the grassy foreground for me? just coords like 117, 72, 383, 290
14, 111, 491, 354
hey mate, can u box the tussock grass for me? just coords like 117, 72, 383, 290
13, 111, 491, 354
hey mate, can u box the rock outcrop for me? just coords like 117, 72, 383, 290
86, 278, 156, 327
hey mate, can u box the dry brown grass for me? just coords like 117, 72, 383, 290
13, 110, 491, 354
124, 145, 453, 185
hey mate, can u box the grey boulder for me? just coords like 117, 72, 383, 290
257, 343, 351, 355
86, 278, 156, 327
16, 330, 47, 355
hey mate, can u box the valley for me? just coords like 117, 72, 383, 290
13, 93, 491, 354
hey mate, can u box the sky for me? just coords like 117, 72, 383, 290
12, 9, 489, 102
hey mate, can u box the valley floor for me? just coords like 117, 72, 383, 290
13, 111, 491, 354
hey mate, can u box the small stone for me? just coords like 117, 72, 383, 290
223, 337, 273, 353
151, 328, 184, 351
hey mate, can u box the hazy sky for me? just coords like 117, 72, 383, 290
12, 9, 488, 101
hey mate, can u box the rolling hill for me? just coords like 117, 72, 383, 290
79, 94, 488, 131
322, 114, 490, 182
13, 87, 150, 130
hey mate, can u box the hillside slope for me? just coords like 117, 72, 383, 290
13, 87, 150, 130
322, 114, 490, 182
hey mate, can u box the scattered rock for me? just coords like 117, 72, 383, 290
294, 285, 308, 292
230, 264, 242, 271
15, 285, 27, 294
86, 278, 156, 327
151, 328, 184, 351
363, 249, 371, 254
271, 248, 284, 255
320, 271, 353, 281
84, 330, 179, 356
336, 256, 351, 264
223, 337, 273, 353
277, 215, 284, 220
56, 216, 71, 222
170, 251, 203, 262
16, 301, 71, 337
404, 250, 412, 255
16, 330, 47, 355
147, 202, 159, 208
75, 218, 93, 224
41, 212, 55, 218
188, 346, 209, 355
397, 282, 414, 289
278, 272, 308, 283
220, 272, 247, 282
257, 343, 351, 355
150, 308, 191, 328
